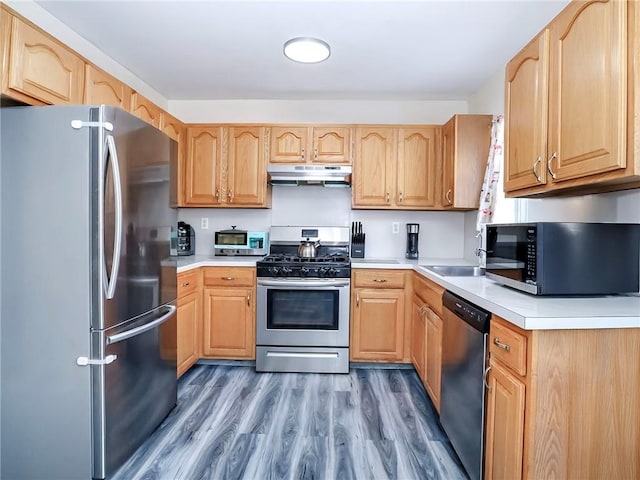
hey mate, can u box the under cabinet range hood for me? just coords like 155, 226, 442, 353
267, 164, 352, 186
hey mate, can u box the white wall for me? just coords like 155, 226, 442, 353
178, 186, 467, 259
169, 99, 468, 124
5, 1, 168, 108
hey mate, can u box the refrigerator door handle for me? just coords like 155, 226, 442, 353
106, 305, 177, 345
103, 134, 123, 300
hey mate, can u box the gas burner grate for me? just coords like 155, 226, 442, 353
261, 254, 349, 264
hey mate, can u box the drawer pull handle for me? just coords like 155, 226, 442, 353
181, 282, 190, 287
493, 338, 511, 352
356, 293, 360, 307
373, 279, 387, 283
247, 294, 251, 306
223, 276, 236, 281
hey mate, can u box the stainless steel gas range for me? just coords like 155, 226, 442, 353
256, 226, 351, 373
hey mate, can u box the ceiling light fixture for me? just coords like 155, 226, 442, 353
283, 37, 331, 64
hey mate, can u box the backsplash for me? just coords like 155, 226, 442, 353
178, 186, 467, 258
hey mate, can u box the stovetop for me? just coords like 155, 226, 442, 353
257, 253, 351, 278
260, 253, 350, 264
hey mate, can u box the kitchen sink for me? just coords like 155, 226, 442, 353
422, 265, 486, 277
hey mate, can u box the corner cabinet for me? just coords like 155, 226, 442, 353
176, 269, 203, 378
202, 267, 256, 359
4, 15, 85, 105
350, 269, 407, 362
184, 125, 270, 208
270, 126, 351, 164
484, 315, 640, 479
505, 0, 640, 197
353, 126, 438, 209
441, 115, 492, 209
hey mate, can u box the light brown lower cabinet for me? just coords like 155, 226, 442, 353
410, 297, 426, 382
350, 269, 407, 362
177, 290, 201, 377
176, 269, 202, 378
202, 267, 255, 359
423, 307, 442, 411
484, 315, 640, 479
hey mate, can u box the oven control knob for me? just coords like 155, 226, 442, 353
268, 266, 280, 276
318, 267, 328, 277
328, 267, 339, 277
281, 266, 293, 276
300, 267, 310, 277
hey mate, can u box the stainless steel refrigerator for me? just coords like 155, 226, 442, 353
0, 105, 178, 479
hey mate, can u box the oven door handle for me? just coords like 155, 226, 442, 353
257, 279, 350, 288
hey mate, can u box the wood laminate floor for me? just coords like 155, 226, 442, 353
113, 364, 467, 480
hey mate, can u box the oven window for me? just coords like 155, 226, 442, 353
267, 289, 339, 330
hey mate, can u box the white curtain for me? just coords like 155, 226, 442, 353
476, 115, 504, 231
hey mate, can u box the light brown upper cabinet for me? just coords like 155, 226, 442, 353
505, 0, 640, 197
4, 15, 85, 105
441, 115, 492, 209
160, 112, 185, 207
184, 126, 224, 206
270, 126, 351, 164
83, 64, 132, 108
227, 126, 270, 206
184, 125, 270, 208
130, 92, 162, 128
353, 126, 438, 209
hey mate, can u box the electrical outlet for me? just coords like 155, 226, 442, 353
200, 217, 209, 229
392, 222, 400, 234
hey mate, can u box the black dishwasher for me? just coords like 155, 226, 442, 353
440, 290, 491, 480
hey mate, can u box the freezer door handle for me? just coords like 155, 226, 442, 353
76, 354, 118, 366
103, 134, 123, 300
106, 305, 176, 345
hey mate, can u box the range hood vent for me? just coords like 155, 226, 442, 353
267, 164, 352, 187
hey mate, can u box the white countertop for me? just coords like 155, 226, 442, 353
177, 255, 261, 272
177, 255, 640, 330
353, 257, 640, 331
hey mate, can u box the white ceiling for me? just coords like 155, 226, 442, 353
36, 0, 570, 101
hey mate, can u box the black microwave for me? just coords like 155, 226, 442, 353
485, 222, 640, 295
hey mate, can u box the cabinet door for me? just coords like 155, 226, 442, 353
7, 16, 84, 105
353, 127, 396, 207
130, 92, 162, 128
424, 307, 443, 412
177, 290, 200, 378
312, 127, 351, 164
351, 288, 404, 361
484, 359, 526, 480
397, 127, 437, 208
270, 126, 308, 163
184, 127, 223, 206
83, 64, 131, 108
227, 126, 267, 206
411, 299, 426, 382
547, 0, 627, 182
203, 287, 254, 359
504, 30, 550, 192
441, 117, 456, 206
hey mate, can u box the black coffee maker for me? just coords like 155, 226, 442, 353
177, 221, 195, 256
406, 223, 419, 259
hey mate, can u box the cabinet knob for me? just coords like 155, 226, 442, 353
223, 276, 236, 281
314, 148, 318, 160
546, 152, 557, 180
181, 282, 190, 287
301, 148, 305, 161
493, 337, 511, 352
356, 293, 360, 307
532, 156, 542, 182
247, 293, 251, 306
373, 278, 387, 283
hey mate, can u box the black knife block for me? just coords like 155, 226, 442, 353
351, 235, 365, 258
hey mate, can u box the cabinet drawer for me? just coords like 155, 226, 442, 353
353, 269, 405, 289
490, 318, 528, 376
177, 269, 200, 298
413, 273, 444, 315
203, 267, 254, 287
